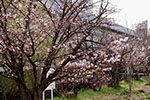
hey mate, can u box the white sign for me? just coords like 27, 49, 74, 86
45, 82, 55, 90
43, 82, 55, 100
43, 68, 56, 100
47, 68, 55, 76
45, 68, 56, 90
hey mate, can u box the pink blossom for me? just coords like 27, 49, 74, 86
18, 3, 23, 8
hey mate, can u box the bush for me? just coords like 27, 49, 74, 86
138, 89, 145, 93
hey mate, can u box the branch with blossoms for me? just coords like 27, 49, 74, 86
0, 0, 116, 99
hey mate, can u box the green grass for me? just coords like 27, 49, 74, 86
77, 88, 99, 100
132, 90, 139, 94
77, 86, 121, 99
47, 86, 124, 100
46, 86, 123, 100
101, 86, 123, 93
119, 80, 128, 88
119, 78, 145, 87
146, 96, 150, 99
46, 77, 149, 100
146, 93, 150, 96
123, 95, 128, 99
120, 90, 129, 95
47, 97, 76, 100
132, 78, 145, 85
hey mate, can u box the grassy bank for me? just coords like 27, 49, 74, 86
46, 78, 150, 100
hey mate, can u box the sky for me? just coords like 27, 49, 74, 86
45, 0, 149, 29
101, 0, 150, 29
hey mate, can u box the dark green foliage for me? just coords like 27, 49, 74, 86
138, 89, 145, 93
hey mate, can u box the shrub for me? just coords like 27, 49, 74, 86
138, 89, 145, 93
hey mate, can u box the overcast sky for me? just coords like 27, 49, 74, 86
104, 0, 150, 29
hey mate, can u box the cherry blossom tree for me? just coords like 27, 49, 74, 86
0, 0, 115, 100
56, 30, 136, 91
87, 30, 145, 87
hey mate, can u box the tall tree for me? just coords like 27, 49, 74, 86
0, 0, 115, 100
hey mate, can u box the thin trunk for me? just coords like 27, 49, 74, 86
109, 66, 120, 87
128, 69, 132, 100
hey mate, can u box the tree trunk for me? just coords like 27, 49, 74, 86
109, 66, 120, 87
33, 89, 42, 100
19, 85, 33, 100
18, 84, 42, 100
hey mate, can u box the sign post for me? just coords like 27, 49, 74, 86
42, 91, 45, 100
42, 68, 56, 100
42, 82, 56, 100
51, 89, 53, 100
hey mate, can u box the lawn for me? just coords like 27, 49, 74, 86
46, 77, 150, 100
